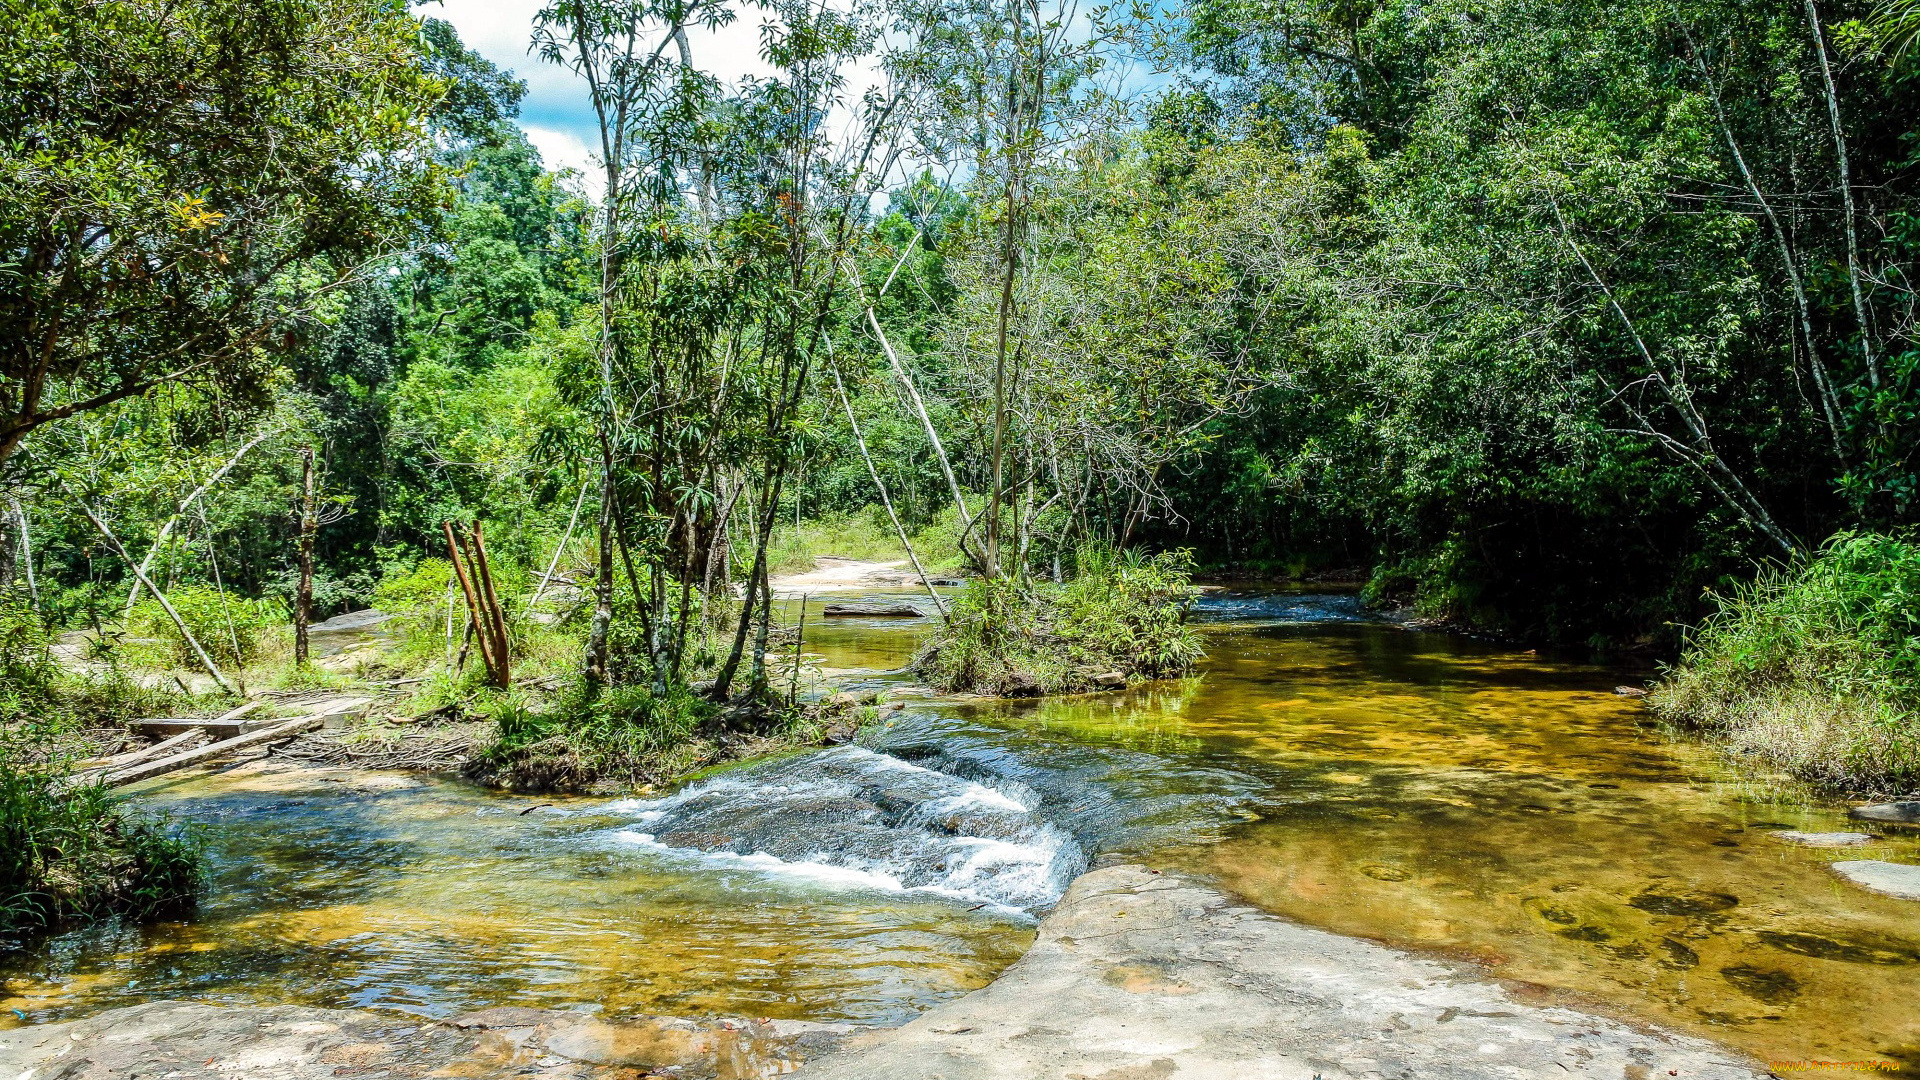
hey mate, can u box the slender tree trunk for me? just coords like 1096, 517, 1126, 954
125, 428, 274, 617
1804, 0, 1879, 391
831, 365, 948, 618
294, 448, 316, 668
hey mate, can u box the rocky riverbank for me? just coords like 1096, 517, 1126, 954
2, 866, 1766, 1080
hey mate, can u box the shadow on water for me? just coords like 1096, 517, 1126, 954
5, 588, 1920, 1068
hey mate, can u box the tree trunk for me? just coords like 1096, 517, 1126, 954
294, 448, 316, 667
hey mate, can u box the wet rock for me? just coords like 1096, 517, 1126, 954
1768, 830, 1875, 847
1089, 671, 1127, 689
1004, 673, 1043, 697
822, 603, 926, 618
0, 1000, 535, 1080
1627, 889, 1739, 917
828, 689, 881, 708
1831, 860, 1920, 900
794, 865, 1764, 1080
446, 1005, 553, 1029
1755, 930, 1920, 965
1719, 963, 1800, 1004
1850, 800, 1920, 825
0, 1000, 855, 1080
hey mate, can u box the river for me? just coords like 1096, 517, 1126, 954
3, 589, 1917, 1067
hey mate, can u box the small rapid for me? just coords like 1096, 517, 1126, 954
608, 745, 1087, 914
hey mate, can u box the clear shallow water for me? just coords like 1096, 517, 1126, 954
5, 589, 1920, 1068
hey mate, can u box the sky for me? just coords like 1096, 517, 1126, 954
414, 0, 787, 185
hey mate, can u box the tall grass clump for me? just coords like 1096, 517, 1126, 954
915, 545, 1202, 696
1651, 531, 1920, 794
0, 590, 201, 942
467, 683, 723, 792
0, 761, 201, 942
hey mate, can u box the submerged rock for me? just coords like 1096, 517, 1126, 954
793, 865, 1765, 1079
1851, 800, 1920, 825
1768, 830, 1876, 847
1832, 860, 1920, 900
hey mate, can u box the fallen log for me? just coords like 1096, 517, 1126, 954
821, 603, 927, 618
101, 700, 364, 788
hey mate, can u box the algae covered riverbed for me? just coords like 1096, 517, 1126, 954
4, 591, 1918, 1069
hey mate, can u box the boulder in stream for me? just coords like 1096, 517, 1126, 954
1851, 800, 1920, 825
1831, 860, 1920, 900
1768, 830, 1875, 847
794, 864, 1765, 1080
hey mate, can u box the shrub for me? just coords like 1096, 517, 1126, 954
127, 584, 282, 668
1651, 531, 1920, 794
469, 682, 720, 791
914, 545, 1203, 696
0, 758, 201, 942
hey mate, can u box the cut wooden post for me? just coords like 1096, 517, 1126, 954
444, 521, 496, 681
469, 521, 512, 688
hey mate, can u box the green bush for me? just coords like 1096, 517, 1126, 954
1652, 531, 1920, 793
127, 584, 282, 668
0, 758, 201, 942
470, 682, 720, 791
914, 545, 1203, 696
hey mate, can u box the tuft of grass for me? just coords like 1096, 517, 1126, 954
1651, 531, 1920, 795
914, 544, 1203, 696
0, 762, 201, 942
467, 681, 723, 792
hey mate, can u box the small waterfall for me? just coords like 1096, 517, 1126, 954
609, 746, 1087, 914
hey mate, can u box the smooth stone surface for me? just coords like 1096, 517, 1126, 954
1850, 800, 1920, 824
1768, 830, 1875, 847
794, 865, 1764, 1080
0, 1001, 851, 1080
1831, 860, 1920, 900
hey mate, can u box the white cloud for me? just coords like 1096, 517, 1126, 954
521, 124, 601, 196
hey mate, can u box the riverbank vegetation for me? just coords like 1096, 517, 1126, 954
915, 547, 1202, 696
1654, 533, 1920, 794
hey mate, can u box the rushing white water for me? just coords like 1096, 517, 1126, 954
607, 745, 1085, 914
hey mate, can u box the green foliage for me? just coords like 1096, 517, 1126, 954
127, 585, 282, 669
0, 0, 451, 465
472, 682, 721, 791
1653, 532, 1920, 793
0, 758, 201, 942
914, 545, 1203, 695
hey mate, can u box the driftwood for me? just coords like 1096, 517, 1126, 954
822, 603, 927, 618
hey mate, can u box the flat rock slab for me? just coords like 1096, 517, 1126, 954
0, 1000, 855, 1080
1768, 830, 1876, 847
1831, 859, 1920, 900
794, 865, 1763, 1080
1851, 800, 1920, 825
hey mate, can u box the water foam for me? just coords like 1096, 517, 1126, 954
606, 745, 1083, 914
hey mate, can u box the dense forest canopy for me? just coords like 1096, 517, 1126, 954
3, 0, 1918, 688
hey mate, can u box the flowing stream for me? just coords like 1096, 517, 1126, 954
4, 590, 1919, 1067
